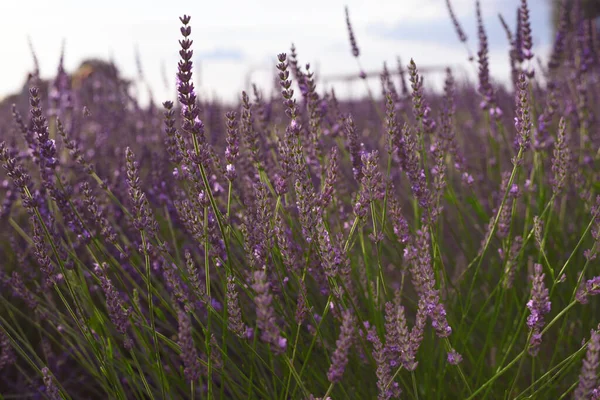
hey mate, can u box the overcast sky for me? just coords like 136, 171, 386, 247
0, 0, 553, 104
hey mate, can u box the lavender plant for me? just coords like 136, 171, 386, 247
1, 2, 600, 399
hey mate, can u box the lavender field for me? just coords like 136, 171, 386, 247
1, 0, 600, 399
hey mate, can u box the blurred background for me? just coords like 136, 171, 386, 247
0, 0, 598, 104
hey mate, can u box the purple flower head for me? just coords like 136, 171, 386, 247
327, 310, 356, 383
354, 150, 384, 218
177, 308, 201, 383
405, 230, 453, 338
227, 276, 247, 338
514, 73, 531, 152
95, 263, 132, 349
224, 111, 240, 181
42, 367, 60, 400
344, 115, 363, 182
445, 0, 467, 43
526, 264, 550, 355
519, 0, 533, 61
345, 7, 360, 58
575, 329, 600, 399
587, 277, 600, 295
551, 117, 570, 196
447, 348, 463, 365
0, 330, 16, 371
252, 269, 286, 353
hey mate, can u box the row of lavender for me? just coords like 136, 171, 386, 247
1, 0, 600, 398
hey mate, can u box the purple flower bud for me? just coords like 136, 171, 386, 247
447, 348, 463, 365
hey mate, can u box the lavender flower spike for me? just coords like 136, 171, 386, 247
345, 6, 360, 58
252, 269, 287, 353
177, 308, 201, 383
327, 310, 356, 383
95, 263, 133, 350
514, 72, 532, 152
445, 0, 467, 43
526, 263, 551, 356
519, 0, 533, 63
42, 367, 60, 400
574, 329, 600, 399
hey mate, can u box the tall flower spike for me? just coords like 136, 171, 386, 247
526, 263, 551, 356
317, 146, 339, 210
407, 59, 424, 121
354, 151, 384, 219
9, 272, 38, 311
475, 1, 500, 117
252, 269, 287, 353
514, 72, 532, 153
224, 111, 240, 181
42, 367, 60, 400
445, 0, 468, 43
162, 101, 182, 164
367, 327, 396, 400
519, 0, 533, 62
404, 229, 452, 338
384, 293, 409, 369
327, 310, 356, 383
95, 263, 133, 349
29, 88, 58, 172
227, 276, 248, 338
0, 330, 16, 370
31, 216, 56, 287
389, 197, 410, 244
184, 249, 206, 304
574, 329, 600, 399
241, 91, 260, 167
551, 117, 570, 196
345, 6, 360, 58
125, 147, 158, 236
177, 308, 201, 383
514, 8, 524, 63
344, 114, 363, 182
177, 15, 205, 144
548, 0, 569, 70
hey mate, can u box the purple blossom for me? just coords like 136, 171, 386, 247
327, 310, 355, 383
177, 308, 201, 383
95, 263, 133, 349
514, 73, 532, 152
0, 330, 15, 370
252, 269, 286, 353
224, 111, 240, 181
344, 115, 363, 182
405, 230, 453, 338
476, 0, 499, 117
367, 327, 399, 400
345, 7, 360, 58
551, 117, 570, 196
354, 150, 384, 218
575, 329, 600, 399
519, 0, 533, 63
42, 367, 60, 400
447, 348, 463, 365
526, 263, 551, 356
227, 276, 248, 338
445, 0, 468, 43
125, 147, 158, 236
